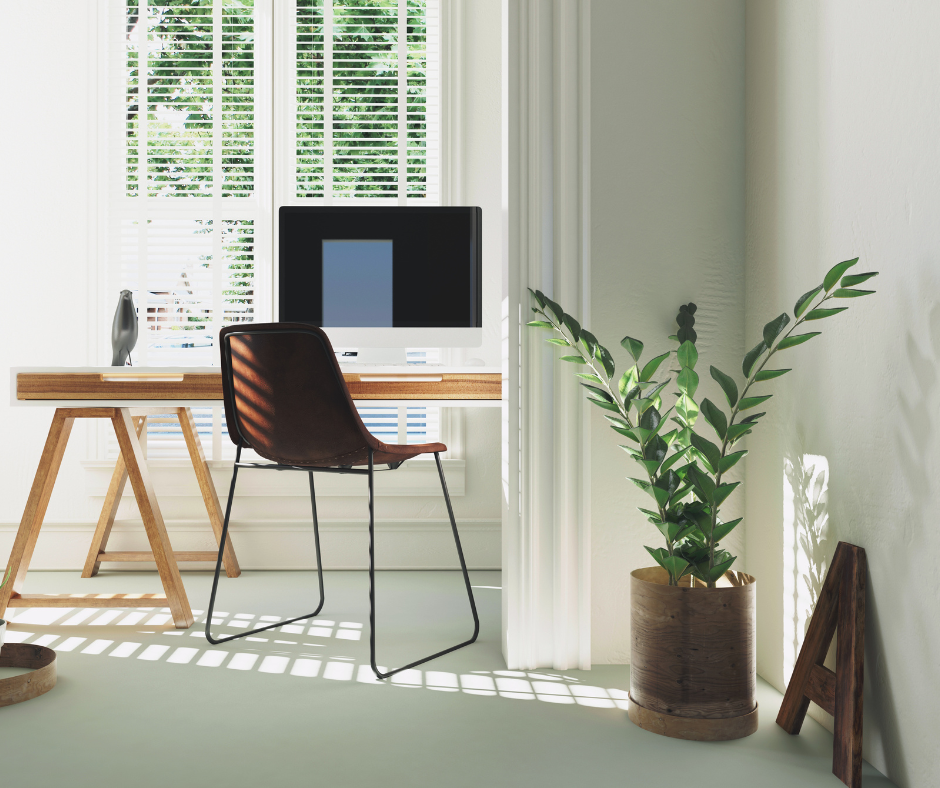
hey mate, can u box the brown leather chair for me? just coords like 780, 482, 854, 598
205, 322, 479, 679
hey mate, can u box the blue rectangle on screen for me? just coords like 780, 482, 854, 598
322, 240, 394, 327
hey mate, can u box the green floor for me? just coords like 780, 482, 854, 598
0, 571, 893, 788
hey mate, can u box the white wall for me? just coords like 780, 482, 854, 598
589, 0, 746, 662
746, 3, 940, 785
0, 1, 503, 573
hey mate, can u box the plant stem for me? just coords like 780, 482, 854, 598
704, 291, 833, 586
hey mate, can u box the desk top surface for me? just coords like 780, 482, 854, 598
11, 366, 503, 408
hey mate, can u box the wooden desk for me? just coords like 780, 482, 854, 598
2, 366, 502, 629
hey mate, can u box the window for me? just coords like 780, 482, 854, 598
103, 1, 441, 459
290, 0, 439, 202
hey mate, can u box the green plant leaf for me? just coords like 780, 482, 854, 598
629, 478, 652, 493
638, 458, 663, 475
622, 385, 642, 405
577, 373, 605, 385
621, 336, 644, 361
711, 517, 742, 543
718, 450, 748, 473
661, 555, 691, 581
675, 395, 699, 425
563, 313, 582, 341
598, 345, 616, 378
777, 332, 821, 349
580, 329, 598, 357
529, 288, 547, 309
527, 320, 553, 328
543, 295, 565, 322
618, 427, 640, 442
581, 383, 612, 402
645, 545, 667, 562
647, 406, 675, 442
726, 423, 753, 442
805, 307, 848, 321
589, 397, 621, 412
841, 271, 879, 287
740, 411, 766, 424
644, 379, 670, 403
743, 340, 768, 378
794, 285, 823, 318
687, 464, 716, 500
712, 481, 741, 507
707, 555, 737, 582
754, 368, 790, 381
546, 337, 570, 347
647, 435, 669, 464
689, 431, 722, 473
659, 446, 691, 474
710, 366, 738, 408
646, 542, 692, 580
609, 423, 633, 439
700, 398, 728, 441
677, 368, 699, 397
559, 355, 587, 364
640, 352, 669, 382
824, 257, 859, 291
619, 367, 638, 396
763, 313, 791, 346
620, 445, 642, 459
639, 405, 662, 433
739, 394, 772, 410
833, 288, 875, 298
677, 340, 698, 370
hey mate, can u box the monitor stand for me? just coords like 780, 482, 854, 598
353, 347, 409, 365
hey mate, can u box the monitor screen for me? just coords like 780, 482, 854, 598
321, 240, 394, 327
278, 207, 482, 333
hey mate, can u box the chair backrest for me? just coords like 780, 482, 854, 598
219, 322, 379, 466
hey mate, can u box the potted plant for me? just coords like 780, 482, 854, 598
528, 258, 877, 741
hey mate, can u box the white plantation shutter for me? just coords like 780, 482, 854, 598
107, 0, 267, 368
292, 0, 439, 202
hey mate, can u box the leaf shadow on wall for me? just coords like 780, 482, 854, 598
783, 453, 830, 686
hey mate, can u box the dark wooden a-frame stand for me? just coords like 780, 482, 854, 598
776, 541, 866, 788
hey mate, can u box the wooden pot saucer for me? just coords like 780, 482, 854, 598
0, 643, 57, 707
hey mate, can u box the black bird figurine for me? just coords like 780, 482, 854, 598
111, 290, 139, 366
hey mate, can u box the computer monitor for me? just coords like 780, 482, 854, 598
278, 206, 482, 354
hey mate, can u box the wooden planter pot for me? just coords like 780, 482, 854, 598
628, 566, 758, 741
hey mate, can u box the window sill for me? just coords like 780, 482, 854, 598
81, 458, 465, 498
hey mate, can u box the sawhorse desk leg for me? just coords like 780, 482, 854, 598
0, 408, 194, 629
82, 407, 240, 579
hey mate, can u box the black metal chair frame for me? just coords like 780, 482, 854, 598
205, 414, 480, 680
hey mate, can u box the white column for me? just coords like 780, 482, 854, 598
502, 0, 591, 671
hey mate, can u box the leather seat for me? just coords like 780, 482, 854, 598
221, 322, 446, 467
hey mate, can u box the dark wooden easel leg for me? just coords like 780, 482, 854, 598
834, 545, 866, 787
776, 541, 867, 788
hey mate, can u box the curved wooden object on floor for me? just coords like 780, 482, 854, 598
629, 566, 757, 740
0, 643, 57, 707
628, 697, 759, 741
